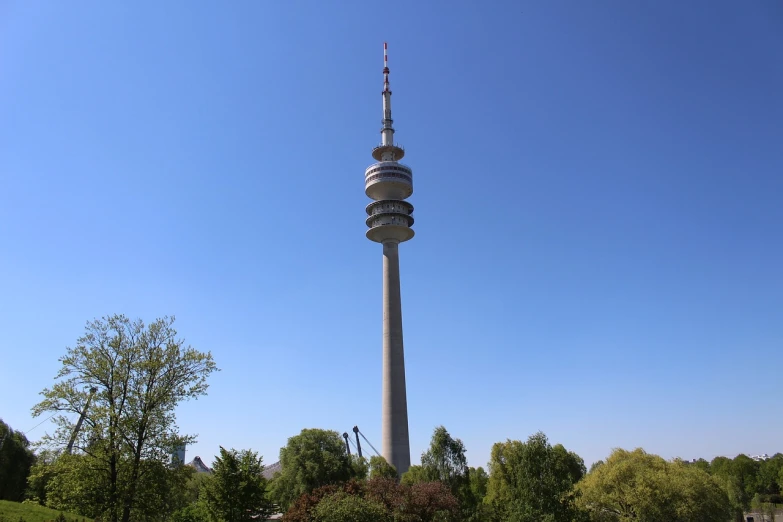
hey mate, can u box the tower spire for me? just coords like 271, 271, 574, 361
381, 42, 394, 148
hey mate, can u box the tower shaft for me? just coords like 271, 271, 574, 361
382, 240, 410, 475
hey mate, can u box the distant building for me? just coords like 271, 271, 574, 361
185, 455, 281, 479
187, 456, 213, 474
262, 461, 281, 480
172, 444, 186, 466
750, 454, 770, 462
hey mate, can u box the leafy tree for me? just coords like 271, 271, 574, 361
463, 466, 490, 521
201, 447, 273, 522
779, 464, 783, 496
0, 419, 36, 501
269, 429, 354, 511
183, 471, 213, 505
485, 432, 586, 522
420, 426, 469, 493
576, 448, 731, 522
757, 453, 783, 495
349, 455, 369, 481
710, 456, 733, 476
691, 458, 711, 473
31, 315, 218, 522
710, 454, 760, 516
171, 503, 210, 522
26, 449, 57, 504
731, 454, 760, 506
468, 466, 488, 501
588, 460, 604, 474
34, 450, 193, 520
400, 465, 436, 486
405, 426, 478, 519
368, 456, 397, 480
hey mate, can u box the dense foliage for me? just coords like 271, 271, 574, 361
201, 447, 273, 522
269, 429, 357, 511
485, 432, 586, 522
282, 477, 459, 522
577, 448, 731, 522
368, 455, 397, 480
0, 419, 35, 502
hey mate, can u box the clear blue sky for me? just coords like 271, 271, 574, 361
1, 0, 781, 469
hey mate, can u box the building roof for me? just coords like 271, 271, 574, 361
187, 456, 212, 473
262, 460, 281, 480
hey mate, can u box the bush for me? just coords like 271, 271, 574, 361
283, 478, 459, 522
171, 504, 209, 522
312, 493, 389, 522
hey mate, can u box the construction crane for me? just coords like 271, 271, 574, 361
65, 387, 97, 454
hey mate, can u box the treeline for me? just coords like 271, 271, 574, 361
681, 453, 783, 515
9, 418, 783, 522
258, 427, 781, 522
5, 315, 782, 521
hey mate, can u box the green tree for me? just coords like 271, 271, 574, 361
691, 458, 711, 473
184, 472, 214, 505
400, 465, 436, 486
171, 503, 210, 522
588, 460, 605, 474
576, 448, 731, 522
731, 455, 760, 506
757, 454, 783, 496
33, 450, 193, 520
31, 315, 218, 522
269, 429, 354, 511
26, 449, 56, 505
710, 454, 760, 517
486, 432, 586, 522
349, 455, 369, 481
0, 419, 36, 501
420, 426, 469, 493
468, 466, 488, 501
201, 447, 273, 522
407, 426, 479, 519
463, 466, 490, 522
779, 463, 783, 497
368, 456, 397, 480
710, 456, 733, 476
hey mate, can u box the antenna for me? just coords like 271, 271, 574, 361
383, 42, 390, 93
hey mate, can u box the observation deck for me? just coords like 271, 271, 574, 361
372, 143, 405, 162
365, 161, 413, 201
365, 200, 414, 243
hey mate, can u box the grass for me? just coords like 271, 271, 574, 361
0, 500, 87, 522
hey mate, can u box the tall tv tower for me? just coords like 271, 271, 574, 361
364, 42, 413, 476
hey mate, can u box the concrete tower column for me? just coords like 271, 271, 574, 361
382, 240, 410, 476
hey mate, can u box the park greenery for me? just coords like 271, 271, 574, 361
3, 315, 783, 521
